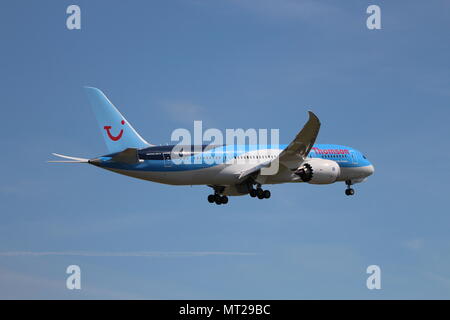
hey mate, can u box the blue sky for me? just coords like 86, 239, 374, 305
0, 0, 449, 299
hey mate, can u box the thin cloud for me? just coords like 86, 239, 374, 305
0, 266, 142, 299
0, 251, 258, 257
403, 238, 425, 250
160, 100, 211, 125
426, 272, 450, 289
230, 0, 343, 20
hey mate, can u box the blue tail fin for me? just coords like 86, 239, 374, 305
84, 87, 150, 153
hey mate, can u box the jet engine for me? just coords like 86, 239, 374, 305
295, 158, 340, 184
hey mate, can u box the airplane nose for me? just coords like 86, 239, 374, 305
366, 164, 375, 176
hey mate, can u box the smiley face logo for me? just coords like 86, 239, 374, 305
104, 120, 125, 141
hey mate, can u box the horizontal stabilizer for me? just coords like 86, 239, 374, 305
48, 153, 89, 163
111, 148, 139, 164
48, 160, 88, 163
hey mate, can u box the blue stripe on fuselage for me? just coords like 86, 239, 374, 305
95, 144, 371, 172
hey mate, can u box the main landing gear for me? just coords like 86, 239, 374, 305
206, 184, 271, 205
207, 193, 228, 205
207, 186, 228, 205
249, 185, 271, 200
345, 180, 355, 196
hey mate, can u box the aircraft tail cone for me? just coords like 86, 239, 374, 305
88, 158, 102, 166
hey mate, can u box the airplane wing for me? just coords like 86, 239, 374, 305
276, 111, 320, 169
237, 111, 320, 180
48, 153, 89, 163
238, 160, 272, 180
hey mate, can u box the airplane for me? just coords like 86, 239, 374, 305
50, 87, 374, 205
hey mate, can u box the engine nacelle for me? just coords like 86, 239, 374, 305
295, 158, 340, 184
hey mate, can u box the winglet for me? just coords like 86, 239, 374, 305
307, 110, 321, 127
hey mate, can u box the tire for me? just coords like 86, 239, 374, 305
249, 189, 257, 197
214, 194, 222, 204
263, 190, 271, 199
221, 196, 229, 204
256, 188, 264, 198
208, 195, 215, 203
345, 189, 355, 196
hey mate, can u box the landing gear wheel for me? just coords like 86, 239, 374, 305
207, 195, 215, 203
249, 189, 257, 198
263, 190, 271, 199
345, 188, 355, 196
221, 195, 229, 204
256, 188, 264, 199
214, 194, 222, 204
345, 180, 355, 196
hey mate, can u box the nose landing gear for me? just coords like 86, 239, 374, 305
345, 180, 355, 196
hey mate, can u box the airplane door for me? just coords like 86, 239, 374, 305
163, 153, 172, 167
350, 151, 358, 164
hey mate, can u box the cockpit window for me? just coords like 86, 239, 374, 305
363, 155, 367, 159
